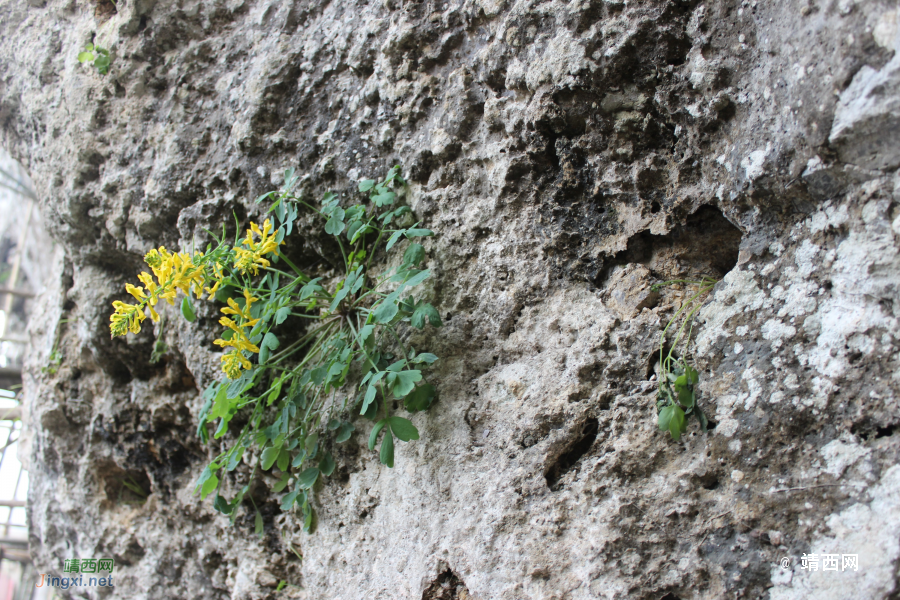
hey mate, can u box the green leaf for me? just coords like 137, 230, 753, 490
85, 43, 94, 51
358, 179, 375, 192
411, 303, 441, 329
298, 467, 320, 489
658, 405, 674, 432
262, 332, 280, 351
277, 449, 290, 472
319, 452, 335, 476
684, 364, 699, 385
346, 220, 363, 243
200, 472, 219, 499
405, 228, 433, 237
281, 490, 299, 511
273, 472, 291, 492
696, 407, 709, 432
388, 417, 419, 442
373, 298, 399, 323
275, 306, 291, 325
94, 54, 110, 69
213, 493, 233, 515
255, 191, 275, 204
361, 383, 378, 414
677, 386, 695, 409
299, 278, 323, 300
380, 430, 395, 467
283, 167, 297, 190
401, 269, 431, 289
77, 51, 94, 63
404, 383, 436, 412
181, 295, 196, 322
209, 384, 234, 420
260, 446, 280, 470
372, 191, 395, 206
403, 243, 426, 266
325, 216, 345, 236
357, 324, 375, 344
329, 286, 350, 312
669, 405, 686, 441
335, 422, 355, 443
305, 432, 319, 457
255, 511, 264, 537
411, 353, 438, 365
291, 449, 307, 468
267, 377, 283, 406
362, 397, 379, 420
385, 230, 405, 250
226, 446, 245, 471
390, 370, 422, 397
369, 419, 387, 450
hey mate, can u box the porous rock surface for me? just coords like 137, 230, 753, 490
1, 0, 899, 598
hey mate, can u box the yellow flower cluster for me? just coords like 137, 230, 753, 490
110, 247, 207, 337
109, 220, 282, 379
213, 288, 261, 379
234, 219, 281, 275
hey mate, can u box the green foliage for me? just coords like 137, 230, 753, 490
191, 165, 442, 533
149, 313, 168, 364
651, 278, 716, 441
77, 43, 111, 75
42, 318, 73, 375
117, 476, 148, 505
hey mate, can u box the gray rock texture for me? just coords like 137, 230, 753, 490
1, 0, 899, 598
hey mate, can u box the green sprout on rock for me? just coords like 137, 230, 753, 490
652, 277, 717, 441
77, 43, 111, 75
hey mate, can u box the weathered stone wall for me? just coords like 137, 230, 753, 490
1, 0, 898, 598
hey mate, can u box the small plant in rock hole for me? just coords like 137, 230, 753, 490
108, 166, 442, 533
651, 277, 716, 441
77, 43, 111, 75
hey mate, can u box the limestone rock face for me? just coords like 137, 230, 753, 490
1, 0, 899, 598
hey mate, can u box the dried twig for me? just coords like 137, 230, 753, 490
769, 483, 863, 493
697, 509, 733, 546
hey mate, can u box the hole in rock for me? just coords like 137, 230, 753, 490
876, 424, 897, 439
95, 0, 117, 18
599, 205, 742, 284
102, 465, 152, 506
545, 417, 599, 490
701, 475, 720, 491
422, 569, 470, 600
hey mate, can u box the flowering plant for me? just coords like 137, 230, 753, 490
109, 166, 441, 533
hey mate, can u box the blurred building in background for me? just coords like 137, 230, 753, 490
0, 148, 58, 600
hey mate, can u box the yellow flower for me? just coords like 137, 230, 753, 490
110, 301, 146, 337
204, 263, 225, 298
125, 284, 146, 302
110, 246, 212, 337
221, 350, 251, 380
234, 219, 282, 275
212, 287, 262, 378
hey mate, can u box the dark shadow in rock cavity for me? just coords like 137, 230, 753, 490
545, 417, 600, 491
422, 569, 470, 600
599, 205, 742, 285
